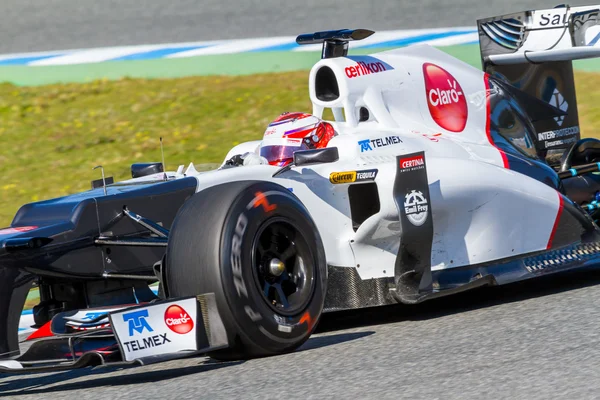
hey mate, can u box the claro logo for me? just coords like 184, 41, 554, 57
423, 63, 468, 132
164, 305, 194, 334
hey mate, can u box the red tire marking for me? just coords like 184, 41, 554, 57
299, 311, 313, 331
253, 192, 277, 213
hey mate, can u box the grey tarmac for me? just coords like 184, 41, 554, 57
3, 271, 600, 399
0, 0, 593, 53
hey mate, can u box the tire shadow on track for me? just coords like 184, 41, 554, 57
3, 269, 599, 394
0, 331, 372, 395
299, 331, 375, 352
315, 269, 600, 334
0, 359, 243, 395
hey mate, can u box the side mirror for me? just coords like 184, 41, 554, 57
272, 147, 339, 178
294, 147, 339, 166
131, 162, 164, 178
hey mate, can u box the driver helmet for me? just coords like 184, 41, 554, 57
259, 112, 336, 166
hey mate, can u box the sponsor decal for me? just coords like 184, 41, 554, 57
231, 213, 249, 299
123, 310, 153, 336
356, 169, 378, 181
535, 11, 568, 28
548, 88, 568, 126
537, 126, 580, 142
0, 226, 37, 236
423, 63, 468, 132
404, 190, 429, 227
346, 61, 387, 78
358, 136, 403, 152
538, 130, 579, 149
82, 312, 107, 321
110, 298, 199, 362
164, 305, 194, 334
344, 56, 394, 79
330, 171, 356, 184
286, 138, 303, 146
329, 169, 378, 184
399, 155, 425, 171
123, 333, 172, 352
120, 309, 172, 354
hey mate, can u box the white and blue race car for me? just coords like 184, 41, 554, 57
2, 3, 600, 373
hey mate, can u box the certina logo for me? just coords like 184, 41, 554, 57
549, 88, 568, 126
164, 305, 194, 334
358, 136, 402, 152
404, 190, 429, 226
123, 310, 153, 336
400, 155, 424, 170
423, 63, 468, 132
329, 169, 378, 184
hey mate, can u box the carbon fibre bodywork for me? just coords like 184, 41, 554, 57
0, 177, 196, 358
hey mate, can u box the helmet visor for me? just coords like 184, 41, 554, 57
260, 137, 309, 166
259, 145, 297, 166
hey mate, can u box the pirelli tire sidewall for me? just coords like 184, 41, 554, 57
219, 183, 327, 355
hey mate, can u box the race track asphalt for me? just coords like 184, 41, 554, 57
0, 0, 593, 53
4, 270, 600, 399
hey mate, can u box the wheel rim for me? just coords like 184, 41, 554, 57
252, 218, 315, 316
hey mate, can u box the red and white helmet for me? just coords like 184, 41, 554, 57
260, 112, 336, 167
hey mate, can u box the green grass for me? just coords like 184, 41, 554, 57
1, 70, 600, 227
0, 72, 312, 225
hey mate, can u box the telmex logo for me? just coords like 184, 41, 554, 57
345, 61, 388, 79
123, 310, 154, 336
164, 304, 194, 334
400, 155, 424, 170
359, 136, 402, 152
423, 63, 468, 132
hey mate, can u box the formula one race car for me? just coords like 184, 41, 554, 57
4, 3, 600, 373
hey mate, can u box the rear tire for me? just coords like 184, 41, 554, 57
166, 181, 327, 359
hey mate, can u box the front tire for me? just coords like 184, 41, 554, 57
166, 181, 327, 359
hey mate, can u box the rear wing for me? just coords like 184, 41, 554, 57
479, 6, 600, 65
478, 4, 600, 160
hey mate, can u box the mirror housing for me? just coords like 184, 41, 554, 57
293, 147, 339, 166
131, 162, 164, 178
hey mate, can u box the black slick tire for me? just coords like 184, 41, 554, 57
165, 181, 327, 359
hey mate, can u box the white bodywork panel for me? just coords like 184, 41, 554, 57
123, 43, 564, 281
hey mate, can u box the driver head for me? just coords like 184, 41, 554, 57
260, 112, 336, 167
